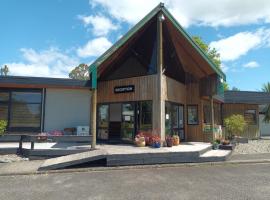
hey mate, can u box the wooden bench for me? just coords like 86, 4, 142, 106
18, 135, 92, 152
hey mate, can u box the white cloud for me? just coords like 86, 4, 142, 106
91, 0, 270, 27
4, 48, 79, 78
78, 14, 118, 36
243, 61, 260, 68
77, 37, 112, 58
210, 28, 270, 61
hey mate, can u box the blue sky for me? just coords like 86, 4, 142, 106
1, 0, 270, 91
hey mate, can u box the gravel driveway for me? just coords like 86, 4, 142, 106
0, 154, 28, 163
234, 139, 270, 154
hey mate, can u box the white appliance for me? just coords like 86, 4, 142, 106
76, 126, 89, 136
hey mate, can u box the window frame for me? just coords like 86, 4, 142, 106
0, 88, 43, 132
244, 109, 257, 125
187, 104, 199, 125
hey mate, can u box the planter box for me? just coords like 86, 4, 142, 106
219, 144, 235, 150
233, 137, 248, 144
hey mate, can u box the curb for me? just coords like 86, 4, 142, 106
1, 158, 270, 177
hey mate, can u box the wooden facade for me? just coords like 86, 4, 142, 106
223, 103, 260, 139
90, 4, 226, 144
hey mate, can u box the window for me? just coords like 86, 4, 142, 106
0, 92, 9, 121
203, 101, 222, 125
244, 109, 257, 125
10, 91, 42, 130
138, 101, 152, 131
0, 89, 43, 132
97, 104, 109, 140
187, 105, 199, 125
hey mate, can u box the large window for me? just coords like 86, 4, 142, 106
97, 104, 109, 140
0, 89, 43, 132
187, 105, 199, 125
244, 109, 257, 125
10, 92, 42, 129
203, 101, 222, 125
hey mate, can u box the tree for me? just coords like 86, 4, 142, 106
0, 65, 9, 76
262, 82, 270, 123
69, 64, 89, 80
231, 87, 240, 91
224, 114, 246, 138
192, 36, 229, 91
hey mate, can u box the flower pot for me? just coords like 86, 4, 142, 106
135, 137, 146, 147
152, 142, 161, 148
172, 136, 180, 146
166, 139, 173, 147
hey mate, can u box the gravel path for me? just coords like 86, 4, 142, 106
234, 139, 270, 154
0, 154, 29, 163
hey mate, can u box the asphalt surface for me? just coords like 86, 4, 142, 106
0, 163, 270, 200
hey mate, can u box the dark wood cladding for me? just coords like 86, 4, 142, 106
97, 75, 157, 103
223, 103, 259, 139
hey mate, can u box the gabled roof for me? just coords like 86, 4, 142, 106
224, 91, 270, 104
89, 3, 226, 80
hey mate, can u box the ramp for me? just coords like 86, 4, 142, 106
38, 149, 107, 171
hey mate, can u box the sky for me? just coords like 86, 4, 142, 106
1, 0, 270, 91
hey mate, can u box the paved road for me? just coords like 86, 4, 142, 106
0, 163, 270, 200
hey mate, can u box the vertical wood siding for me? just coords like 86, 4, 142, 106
223, 103, 259, 139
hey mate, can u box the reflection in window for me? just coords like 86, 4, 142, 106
138, 101, 152, 131
10, 91, 42, 129
122, 103, 135, 140
98, 104, 109, 140
244, 109, 257, 125
187, 105, 199, 125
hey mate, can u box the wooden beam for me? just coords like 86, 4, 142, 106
91, 89, 97, 149
210, 95, 215, 142
153, 11, 165, 141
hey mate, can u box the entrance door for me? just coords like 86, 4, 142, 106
109, 103, 122, 139
121, 103, 135, 141
165, 102, 185, 140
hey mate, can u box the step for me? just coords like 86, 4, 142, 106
38, 149, 107, 171
199, 149, 232, 162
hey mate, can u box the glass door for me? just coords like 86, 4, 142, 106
121, 103, 135, 141
97, 104, 109, 140
165, 102, 185, 140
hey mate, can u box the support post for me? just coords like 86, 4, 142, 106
91, 89, 97, 149
210, 96, 215, 141
152, 11, 165, 142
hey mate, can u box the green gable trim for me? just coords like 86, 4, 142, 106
89, 3, 226, 81
161, 7, 225, 80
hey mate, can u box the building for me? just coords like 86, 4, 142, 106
0, 76, 91, 134
224, 91, 270, 138
1, 3, 227, 143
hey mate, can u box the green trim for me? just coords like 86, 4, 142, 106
89, 3, 226, 81
161, 7, 225, 80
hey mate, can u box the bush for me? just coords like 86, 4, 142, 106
0, 120, 7, 136
224, 114, 246, 138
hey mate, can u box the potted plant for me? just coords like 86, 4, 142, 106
134, 132, 146, 147
165, 135, 173, 147
221, 139, 230, 145
152, 135, 161, 148
212, 141, 219, 150
0, 120, 7, 136
224, 114, 246, 142
172, 135, 180, 146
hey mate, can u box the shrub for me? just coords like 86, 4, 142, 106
224, 114, 246, 138
0, 120, 7, 136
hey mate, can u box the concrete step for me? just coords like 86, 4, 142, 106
199, 149, 232, 162
38, 149, 107, 171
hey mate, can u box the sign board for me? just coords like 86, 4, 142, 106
114, 85, 135, 94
